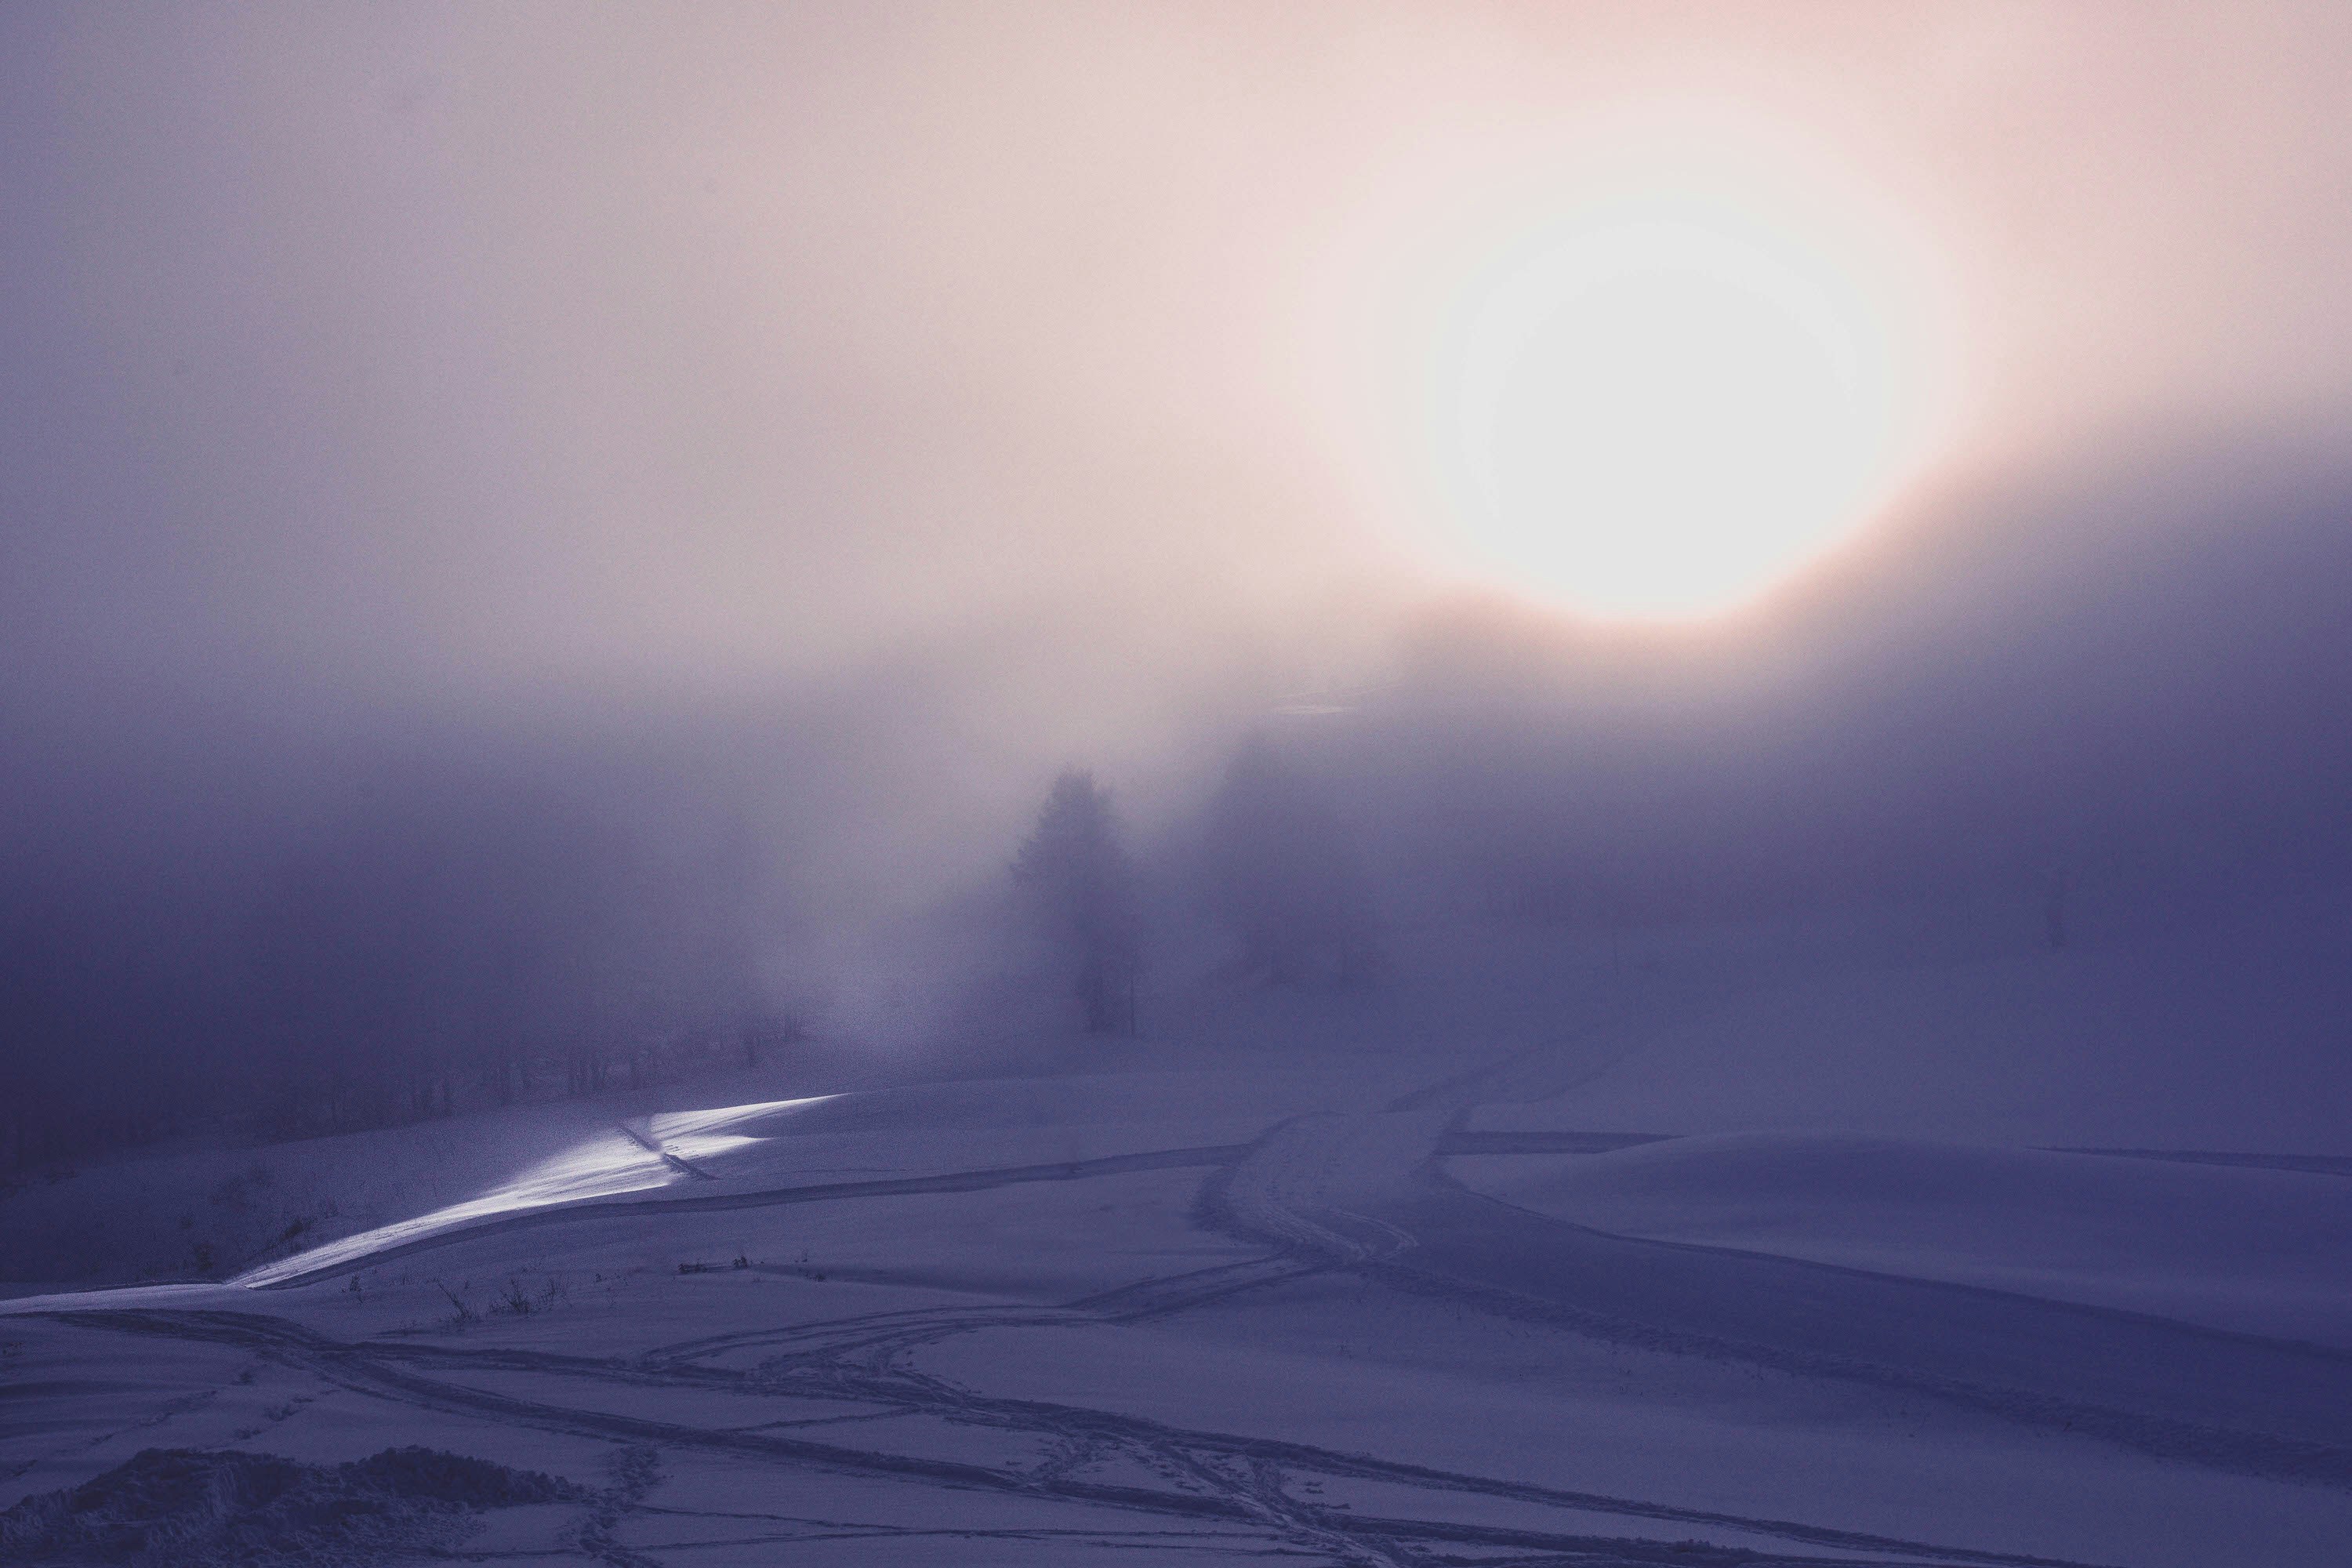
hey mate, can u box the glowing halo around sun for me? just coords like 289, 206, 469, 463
1308, 121, 1965, 625
1436, 204, 1915, 619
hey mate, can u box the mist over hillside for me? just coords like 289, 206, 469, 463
6, 426, 2348, 1175
10, 11, 2352, 1563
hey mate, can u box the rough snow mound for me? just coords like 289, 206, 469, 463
0, 1445, 581, 1565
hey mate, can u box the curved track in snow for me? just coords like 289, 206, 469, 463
1210, 1103, 2352, 1488
41, 1285, 2119, 1568
18, 1051, 2348, 1565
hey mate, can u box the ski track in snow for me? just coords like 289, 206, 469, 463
39, 1282, 2115, 1568
17, 1051, 2347, 1566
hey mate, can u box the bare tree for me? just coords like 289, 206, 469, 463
1012, 770, 1142, 1034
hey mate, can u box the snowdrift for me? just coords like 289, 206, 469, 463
1450, 1131, 2352, 1347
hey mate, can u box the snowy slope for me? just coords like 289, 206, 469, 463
1448, 1133, 2352, 1348
1460, 904, 2352, 1152
7, 913, 2352, 1566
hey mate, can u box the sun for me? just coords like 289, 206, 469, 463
1441, 226, 1914, 626
1296, 110, 1964, 623
1428, 200, 1922, 622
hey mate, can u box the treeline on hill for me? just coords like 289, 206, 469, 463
1007, 739, 1388, 1037
0, 753, 792, 1175
0, 724, 1392, 1174
13, 445, 2352, 1171
1006, 466, 2352, 1032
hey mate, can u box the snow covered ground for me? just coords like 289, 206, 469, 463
6, 910, 2351, 1565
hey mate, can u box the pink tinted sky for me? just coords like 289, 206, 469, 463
8, 2, 2352, 749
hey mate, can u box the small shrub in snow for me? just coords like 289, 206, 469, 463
0, 1445, 582, 1565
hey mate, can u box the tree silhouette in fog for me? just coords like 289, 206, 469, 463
1012, 770, 1141, 1034
1200, 739, 1380, 985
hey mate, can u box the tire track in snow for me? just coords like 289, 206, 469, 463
22, 1044, 2294, 1565
1434, 1129, 1673, 1155
2054, 1147, 2352, 1178
37, 1062, 2143, 1568
1208, 1075, 2352, 1490
1205, 1115, 1433, 1267
634, 1255, 1322, 1375
1372, 1174, 2352, 1486
34, 1305, 2118, 1568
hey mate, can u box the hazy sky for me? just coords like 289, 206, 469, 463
6, 2, 2352, 829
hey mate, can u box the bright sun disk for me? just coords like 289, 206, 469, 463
1429, 197, 1926, 621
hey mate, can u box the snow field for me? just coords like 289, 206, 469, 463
9, 909, 2352, 1563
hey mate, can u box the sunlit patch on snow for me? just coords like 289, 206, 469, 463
649, 1095, 837, 1167
232, 1129, 670, 1286
234, 1095, 837, 1287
